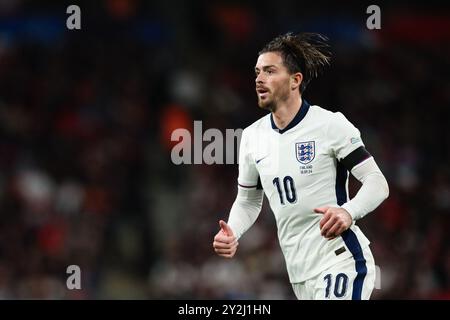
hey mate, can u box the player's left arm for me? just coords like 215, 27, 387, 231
316, 112, 389, 239
316, 152, 389, 239
341, 152, 389, 221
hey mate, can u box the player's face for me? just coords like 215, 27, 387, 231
255, 52, 292, 112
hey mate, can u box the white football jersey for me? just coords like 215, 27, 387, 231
237, 100, 371, 283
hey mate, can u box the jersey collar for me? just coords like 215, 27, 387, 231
270, 99, 310, 134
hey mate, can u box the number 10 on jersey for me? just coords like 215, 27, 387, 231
273, 176, 297, 204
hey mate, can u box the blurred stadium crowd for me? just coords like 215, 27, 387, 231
0, 1, 449, 299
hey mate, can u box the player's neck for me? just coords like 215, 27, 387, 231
272, 96, 302, 130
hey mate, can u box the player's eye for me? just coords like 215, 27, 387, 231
266, 69, 274, 74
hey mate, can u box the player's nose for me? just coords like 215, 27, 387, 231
255, 73, 265, 84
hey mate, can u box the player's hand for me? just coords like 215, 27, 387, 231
314, 207, 353, 240
213, 220, 238, 258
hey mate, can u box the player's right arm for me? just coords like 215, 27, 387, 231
213, 220, 239, 258
213, 128, 264, 258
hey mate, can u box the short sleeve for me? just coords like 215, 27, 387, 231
237, 128, 260, 189
327, 112, 365, 161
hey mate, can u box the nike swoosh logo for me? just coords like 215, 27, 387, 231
256, 156, 268, 164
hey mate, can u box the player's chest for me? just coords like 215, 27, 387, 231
253, 131, 333, 180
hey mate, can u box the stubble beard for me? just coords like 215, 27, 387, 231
257, 86, 290, 113
258, 97, 276, 112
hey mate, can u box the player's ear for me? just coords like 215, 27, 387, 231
291, 72, 303, 91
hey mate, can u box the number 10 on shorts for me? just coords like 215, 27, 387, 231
324, 273, 348, 298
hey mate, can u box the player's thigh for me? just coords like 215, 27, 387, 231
291, 282, 303, 300
361, 246, 376, 300
313, 247, 376, 300
292, 281, 315, 300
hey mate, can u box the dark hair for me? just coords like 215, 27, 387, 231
259, 32, 331, 93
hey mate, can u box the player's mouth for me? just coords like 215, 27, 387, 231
256, 87, 270, 99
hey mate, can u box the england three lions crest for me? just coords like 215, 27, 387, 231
296, 141, 315, 164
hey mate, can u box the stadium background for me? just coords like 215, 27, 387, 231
0, 0, 449, 299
